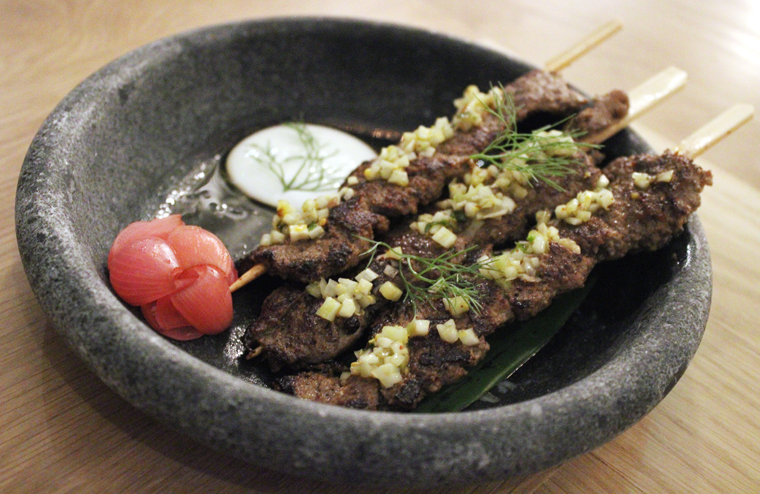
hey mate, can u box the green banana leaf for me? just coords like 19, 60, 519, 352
415, 274, 597, 413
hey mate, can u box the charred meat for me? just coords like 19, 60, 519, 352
275, 151, 712, 410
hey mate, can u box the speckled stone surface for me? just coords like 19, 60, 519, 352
15, 18, 711, 486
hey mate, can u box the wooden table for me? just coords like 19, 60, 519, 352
3, 1, 759, 492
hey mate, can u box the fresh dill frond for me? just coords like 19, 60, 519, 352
469, 89, 599, 191
361, 238, 491, 315
246, 122, 341, 193
423, 273, 485, 314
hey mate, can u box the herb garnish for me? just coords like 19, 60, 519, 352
469, 89, 598, 191
363, 239, 492, 315
246, 122, 341, 192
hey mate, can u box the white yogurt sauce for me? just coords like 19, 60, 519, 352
226, 123, 377, 207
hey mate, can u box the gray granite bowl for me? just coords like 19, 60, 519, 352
15, 18, 711, 486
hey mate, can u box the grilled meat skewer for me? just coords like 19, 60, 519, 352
274, 150, 712, 410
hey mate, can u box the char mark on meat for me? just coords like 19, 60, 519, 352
247, 196, 389, 284
245, 284, 371, 371
346, 154, 473, 217
563, 151, 712, 260
275, 373, 381, 410
566, 90, 630, 143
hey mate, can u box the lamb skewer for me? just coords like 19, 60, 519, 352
232, 67, 684, 290
272, 106, 751, 411
237, 66, 685, 289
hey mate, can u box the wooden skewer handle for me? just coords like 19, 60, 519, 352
545, 19, 623, 73
230, 263, 267, 292
627, 66, 688, 120
587, 66, 688, 145
674, 104, 755, 159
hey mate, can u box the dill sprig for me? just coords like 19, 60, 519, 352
363, 239, 491, 315
469, 89, 598, 191
246, 122, 341, 192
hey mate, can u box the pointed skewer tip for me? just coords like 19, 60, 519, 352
230, 263, 267, 292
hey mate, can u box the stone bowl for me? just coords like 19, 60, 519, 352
15, 18, 711, 486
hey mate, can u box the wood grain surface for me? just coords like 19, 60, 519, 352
2, 1, 759, 492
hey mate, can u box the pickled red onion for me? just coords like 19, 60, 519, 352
141, 302, 204, 341
170, 265, 233, 335
154, 295, 193, 329
108, 237, 182, 306
108, 216, 238, 340
108, 215, 184, 264
167, 225, 237, 285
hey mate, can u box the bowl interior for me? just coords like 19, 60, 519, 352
16, 18, 710, 484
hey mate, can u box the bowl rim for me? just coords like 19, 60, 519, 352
15, 17, 712, 485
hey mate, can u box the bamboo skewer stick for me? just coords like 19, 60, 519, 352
230, 21, 628, 293
229, 263, 267, 292
544, 19, 624, 73
587, 66, 688, 144
675, 104, 754, 159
